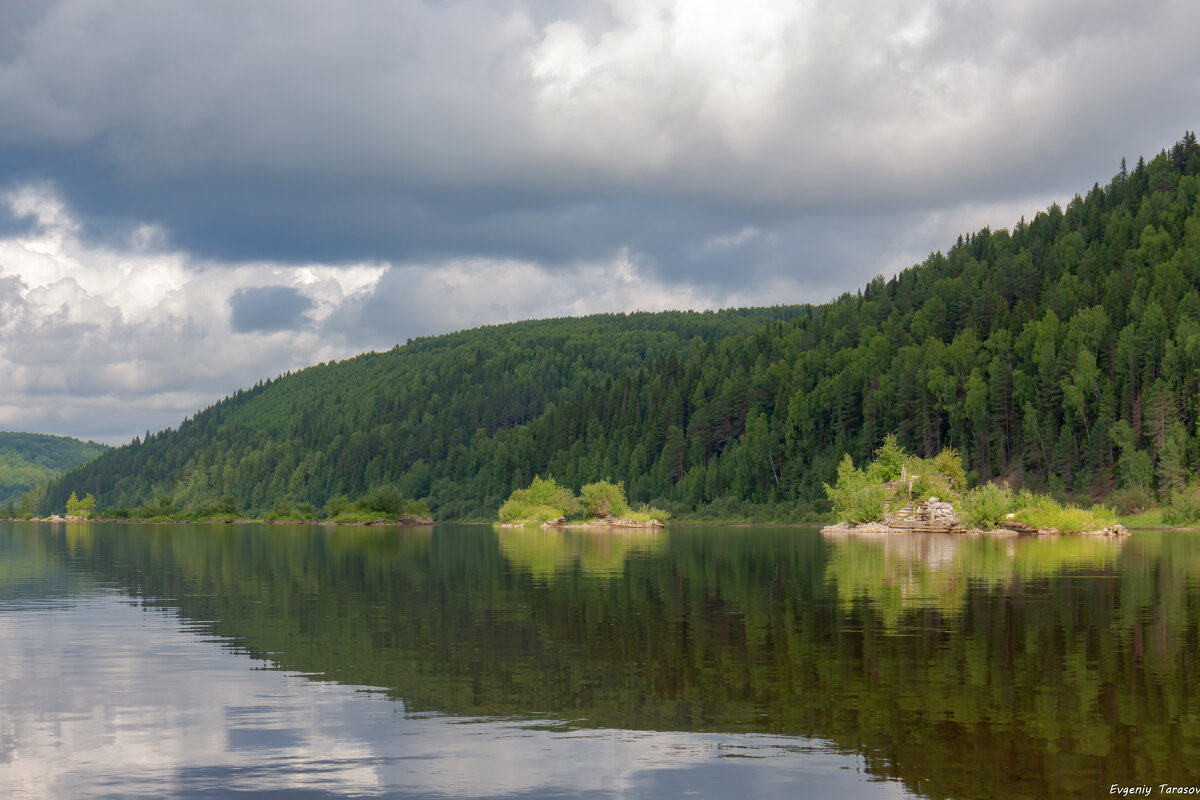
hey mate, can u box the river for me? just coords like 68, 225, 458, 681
1, 521, 1196, 798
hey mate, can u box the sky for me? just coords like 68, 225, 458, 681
1, 0, 1198, 445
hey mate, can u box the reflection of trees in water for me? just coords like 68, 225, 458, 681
0, 522, 95, 603
496, 527, 665, 578
38, 522, 1200, 800
822, 530, 1127, 626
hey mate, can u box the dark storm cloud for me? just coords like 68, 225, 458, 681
1, 0, 1197, 291
3, 0, 1200, 443
229, 286, 314, 333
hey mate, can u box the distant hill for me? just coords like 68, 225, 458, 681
0, 432, 109, 505
39, 132, 1200, 519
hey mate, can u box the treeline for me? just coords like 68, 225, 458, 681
33, 132, 1200, 519
0, 432, 108, 507
34, 310, 803, 518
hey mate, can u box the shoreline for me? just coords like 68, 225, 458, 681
496, 516, 666, 530
2, 516, 1186, 533
11, 514, 435, 527
820, 520, 1130, 537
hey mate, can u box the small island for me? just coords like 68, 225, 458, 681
496, 476, 668, 528
822, 436, 1127, 537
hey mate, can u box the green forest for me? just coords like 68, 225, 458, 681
26, 132, 1200, 521
0, 432, 108, 506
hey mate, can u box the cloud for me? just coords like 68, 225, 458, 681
229, 286, 314, 333
325, 248, 717, 350
0, 0, 1196, 276
0, 185, 385, 443
0, 1, 1197, 440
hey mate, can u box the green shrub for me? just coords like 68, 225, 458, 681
325, 494, 351, 517
1163, 488, 1200, 526
824, 454, 889, 523
498, 476, 579, 523
904, 450, 966, 507
1110, 485, 1153, 516
868, 434, 906, 483
1013, 497, 1116, 533
844, 484, 889, 524
136, 495, 179, 520
962, 482, 1014, 529
497, 499, 565, 525
625, 505, 669, 523
518, 476, 579, 513
402, 497, 431, 519
580, 480, 628, 518
359, 485, 406, 516
186, 495, 239, 520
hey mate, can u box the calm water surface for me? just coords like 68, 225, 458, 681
1, 521, 1197, 798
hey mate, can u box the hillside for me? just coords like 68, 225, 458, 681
38, 132, 1200, 520
36, 310, 803, 518
0, 432, 109, 507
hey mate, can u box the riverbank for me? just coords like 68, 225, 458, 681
821, 520, 1129, 537
16, 514, 434, 527
497, 515, 665, 529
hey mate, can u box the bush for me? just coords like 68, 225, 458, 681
824, 454, 888, 524
1163, 488, 1200, 526
497, 500, 565, 525
625, 505, 670, 523
1110, 485, 1153, 516
186, 495, 239, 520
498, 476, 579, 524
136, 495, 180, 520
868, 434, 906, 482
1013, 497, 1116, 533
903, 451, 967, 507
359, 485, 406, 516
325, 494, 351, 517
961, 482, 1014, 529
580, 480, 628, 518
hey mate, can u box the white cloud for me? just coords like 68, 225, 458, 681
0, 184, 387, 443
0, 0, 1197, 441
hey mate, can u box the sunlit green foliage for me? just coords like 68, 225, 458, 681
580, 480, 628, 518
498, 476, 580, 524
65, 491, 96, 518
624, 505, 670, 523
961, 482, 1015, 529
827, 436, 1117, 531
1012, 496, 1117, 533
825, 439, 968, 523
823, 455, 888, 523
499, 476, 658, 524
1162, 486, 1200, 526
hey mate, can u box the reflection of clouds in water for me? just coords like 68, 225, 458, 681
0, 591, 916, 799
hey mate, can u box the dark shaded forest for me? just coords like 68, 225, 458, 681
34, 132, 1200, 519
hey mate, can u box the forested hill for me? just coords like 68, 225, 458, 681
0, 432, 108, 506
36, 310, 804, 518
39, 132, 1200, 519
